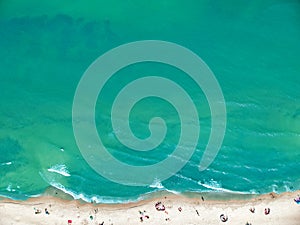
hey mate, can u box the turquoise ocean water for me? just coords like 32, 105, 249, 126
0, 1, 300, 203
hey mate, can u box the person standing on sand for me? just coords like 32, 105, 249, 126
264, 208, 270, 215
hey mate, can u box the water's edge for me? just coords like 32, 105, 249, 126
1, 185, 293, 205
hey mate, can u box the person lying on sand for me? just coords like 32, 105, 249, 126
155, 202, 165, 211
249, 207, 255, 213
34, 208, 41, 214
294, 196, 300, 204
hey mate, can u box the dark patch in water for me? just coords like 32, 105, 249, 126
0, 137, 23, 163
292, 108, 300, 119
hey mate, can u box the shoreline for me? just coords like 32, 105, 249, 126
1, 190, 299, 225
0, 185, 262, 204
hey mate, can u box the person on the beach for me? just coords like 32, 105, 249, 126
155, 202, 161, 208
155, 202, 165, 211
45, 208, 50, 215
249, 207, 255, 213
178, 207, 182, 212
294, 196, 300, 204
34, 208, 41, 214
264, 208, 270, 215
138, 210, 149, 222
220, 214, 228, 222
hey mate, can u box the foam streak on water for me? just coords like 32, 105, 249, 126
48, 164, 71, 177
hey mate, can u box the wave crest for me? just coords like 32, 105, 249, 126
47, 164, 71, 177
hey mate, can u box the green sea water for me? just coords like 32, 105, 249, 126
0, 1, 300, 202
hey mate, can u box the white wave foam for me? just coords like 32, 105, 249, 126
165, 189, 180, 195
271, 184, 278, 193
175, 174, 194, 182
149, 179, 164, 189
149, 181, 179, 195
283, 185, 291, 192
227, 101, 259, 109
241, 177, 252, 183
6, 184, 16, 192
48, 164, 71, 177
1, 161, 12, 166
249, 189, 258, 194
283, 181, 292, 192
198, 180, 250, 194
49, 181, 139, 204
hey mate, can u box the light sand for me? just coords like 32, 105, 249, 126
0, 191, 299, 225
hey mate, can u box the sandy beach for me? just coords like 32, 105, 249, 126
0, 190, 299, 225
